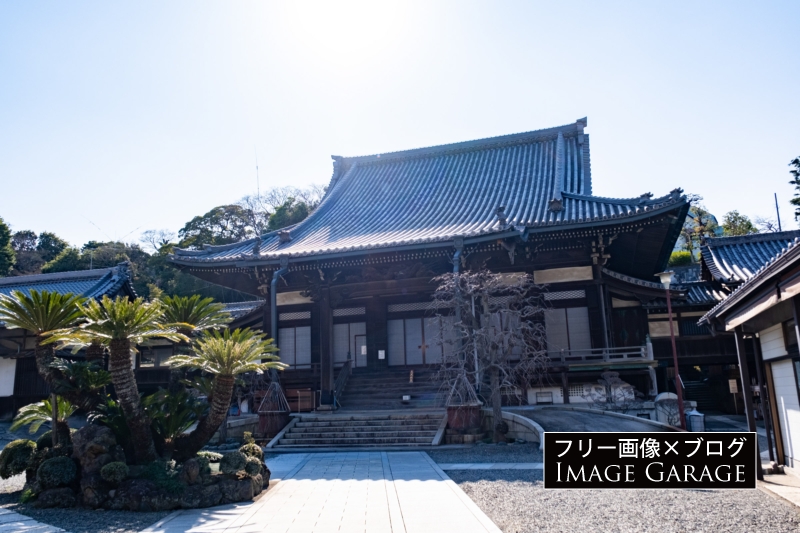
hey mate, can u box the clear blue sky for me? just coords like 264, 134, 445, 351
1, 1, 799, 246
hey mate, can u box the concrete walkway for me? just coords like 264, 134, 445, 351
0, 508, 64, 533
142, 452, 500, 533
439, 463, 543, 470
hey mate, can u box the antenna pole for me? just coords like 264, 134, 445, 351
255, 146, 260, 197
775, 193, 782, 232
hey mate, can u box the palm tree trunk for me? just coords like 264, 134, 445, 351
173, 375, 234, 462
108, 338, 156, 463
86, 340, 104, 363
50, 393, 59, 447
34, 338, 56, 383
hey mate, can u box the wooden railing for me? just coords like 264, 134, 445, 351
332, 359, 352, 409
547, 344, 654, 364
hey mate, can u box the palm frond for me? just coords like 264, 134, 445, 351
161, 295, 232, 333
10, 397, 77, 433
0, 290, 85, 335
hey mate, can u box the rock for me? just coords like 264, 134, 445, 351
262, 465, 271, 488
141, 489, 181, 512
180, 459, 200, 485
71, 426, 118, 475
109, 489, 116, 498
80, 472, 111, 508
218, 477, 255, 503
35, 487, 77, 508
106, 479, 157, 511
180, 484, 223, 509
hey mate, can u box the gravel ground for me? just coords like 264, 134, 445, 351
428, 442, 543, 464
448, 469, 800, 533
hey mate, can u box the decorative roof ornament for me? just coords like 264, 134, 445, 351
278, 230, 292, 243
252, 237, 261, 256
496, 206, 508, 228
670, 187, 684, 200
638, 192, 653, 204
548, 198, 564, 212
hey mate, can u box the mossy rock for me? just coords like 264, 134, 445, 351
37, 456, 77, 489
239, 443, 263, 461
0, 439, 36, 479
100, 461, 129, 484
220, 451, 246, 475
244, 456, 261, 477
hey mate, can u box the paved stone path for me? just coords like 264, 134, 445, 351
438, 463, 543, 470
143, 452, 500, 533
0, 508, 64, 533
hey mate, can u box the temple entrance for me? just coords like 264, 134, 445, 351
387, 316, 454, 366
333, 322, 367, 368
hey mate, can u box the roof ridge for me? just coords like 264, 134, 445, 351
704, 229, 800, 247
0, 266, 116, 287
340, 118, 587, 164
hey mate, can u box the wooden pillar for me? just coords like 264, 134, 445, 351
764, 362, 786, 465
734, 326, 763, 479
752, 336, 775, 463
366, 296, 387, 371
318, 287, 334, 405
561, 372, 570, 404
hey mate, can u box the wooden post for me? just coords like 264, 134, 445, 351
561, 372, 570, 404
764, 362, 785, 465
366, 296, 387, 371
734, 326, 763, 480
751, 336, 775, 463
318, 287, 334, 406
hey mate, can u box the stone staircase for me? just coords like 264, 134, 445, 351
683, 380, 719, 411
337, 366, 442, 411
271, 412, 444, 448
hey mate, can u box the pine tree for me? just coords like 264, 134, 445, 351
0, 217, 16, 277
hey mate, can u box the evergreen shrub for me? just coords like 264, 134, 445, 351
0, 439, 36, 479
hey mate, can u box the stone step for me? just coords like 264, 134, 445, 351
284, 430, 438, 439
278, 436, 435, 445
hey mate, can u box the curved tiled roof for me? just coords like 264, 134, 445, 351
171, 119, 687, 266
0, 263, 135, 299
221, 300, 265, 320
700, 237, 800, 325
700, 230, 800, 283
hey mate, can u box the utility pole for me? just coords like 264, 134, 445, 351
775, 193, 782, 231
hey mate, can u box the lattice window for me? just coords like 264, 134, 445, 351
545, 290, 586, 301
569, 384, 585, 398
279, 311, 311, 321
333, 307, 366, 317
387, 302, 431, 313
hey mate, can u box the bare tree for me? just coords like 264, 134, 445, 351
139, 229, 176, 253
430, 270, 549, 442
238, 185, 327, 235
754, 216, 781, 233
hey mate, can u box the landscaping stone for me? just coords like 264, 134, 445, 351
71, 426, 123, 476
179, 483, 223, 509
35, 487, 77, 509
80, 472, 111, 508
179, 458, 200, 485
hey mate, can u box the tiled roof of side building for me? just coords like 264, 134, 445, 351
700, 230, 800, 284
221, 300, 266, 320
700, 236, 800, 325
0, 263, 135, 299
170, 118, 688, 266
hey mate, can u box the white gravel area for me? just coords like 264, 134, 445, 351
448, 469, 800, 533
428, 443, 543, 464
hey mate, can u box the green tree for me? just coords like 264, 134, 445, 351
42, 248, 84, 273
10, 397, 77, 439
721, 210, 757, 236
0, 217, 16, 277
177, 205, 254, 249
52, 296, 187, 463
36, 232, 69, 262
11, 230, 37, 252
169, 328, 284, 461
267, 198, 309, 231
790, 156, 800, 220
161, 295, 231, 338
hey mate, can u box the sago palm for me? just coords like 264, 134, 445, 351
0, 290, 85, 383
53, 296, 188, 463
169, 328, 284, 461
160, 295, 231, 338
11, 397, 77, 438
160, 294, 231, 392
